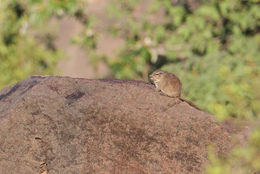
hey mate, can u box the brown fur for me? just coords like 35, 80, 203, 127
149, 70, 182, 97
150, 70, 202, 111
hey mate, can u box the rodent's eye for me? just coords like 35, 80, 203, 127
152, 70, 163, 77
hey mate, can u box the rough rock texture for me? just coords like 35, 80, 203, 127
0, 76, 248, 174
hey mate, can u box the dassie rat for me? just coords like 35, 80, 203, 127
149, 70, 182, 97
149, 70, 201, 110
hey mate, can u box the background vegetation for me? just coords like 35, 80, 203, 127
0, 0, 85, 88
0, 0, 259, 173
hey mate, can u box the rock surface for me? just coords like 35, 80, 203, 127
0, 76, 247, 174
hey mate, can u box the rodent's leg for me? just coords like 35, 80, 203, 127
154, 87, 166, 96
159, 91, 169, 96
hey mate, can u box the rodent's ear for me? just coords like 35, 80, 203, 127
154, 70, 163, 75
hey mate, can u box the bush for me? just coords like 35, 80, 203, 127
0, 0, 85, 89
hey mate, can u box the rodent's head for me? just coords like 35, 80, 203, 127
149, 70, 165, 83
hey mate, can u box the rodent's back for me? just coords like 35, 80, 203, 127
159, 73, 182, 97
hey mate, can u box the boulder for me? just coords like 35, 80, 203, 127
0, 76, 247, 174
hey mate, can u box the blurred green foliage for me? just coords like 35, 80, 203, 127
0, 0, 85, 89
207, 125, 260, 174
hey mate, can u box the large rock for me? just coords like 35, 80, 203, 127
0, 76, 247, 174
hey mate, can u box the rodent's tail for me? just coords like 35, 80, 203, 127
179, 98, 202, 111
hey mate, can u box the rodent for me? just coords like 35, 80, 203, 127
149, 70, 182, 97
149, 70, 201, 110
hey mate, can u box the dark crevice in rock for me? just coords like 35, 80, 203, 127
0, 83, 20, 100
20, 80, 39, 95
65, 91, 85, 101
